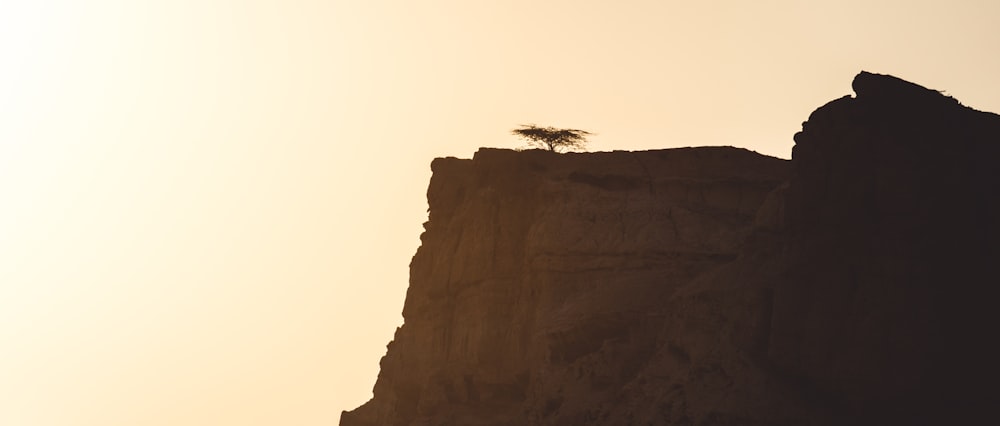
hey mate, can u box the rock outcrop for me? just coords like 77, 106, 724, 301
341, 72, 1000, 425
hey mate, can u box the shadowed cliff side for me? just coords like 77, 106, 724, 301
770, 71, 1000, 423
341, 72, 999, 425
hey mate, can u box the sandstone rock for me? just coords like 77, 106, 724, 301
342, 147, 788, 426
776, 71, 1000, 424
342, 72, 1000, 425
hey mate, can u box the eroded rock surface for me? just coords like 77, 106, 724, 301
341, 72, 999, 425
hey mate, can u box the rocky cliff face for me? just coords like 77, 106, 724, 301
341, 72, 999, 425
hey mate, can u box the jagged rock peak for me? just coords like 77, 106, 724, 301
851, 70, 960, 105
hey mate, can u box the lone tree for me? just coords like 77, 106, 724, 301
511, 124, 591, 152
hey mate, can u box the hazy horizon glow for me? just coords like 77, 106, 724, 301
2, 1, 999, 425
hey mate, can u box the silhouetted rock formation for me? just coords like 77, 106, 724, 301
341, 72, 999, 425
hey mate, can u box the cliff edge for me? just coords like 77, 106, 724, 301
341, 72, 999, 425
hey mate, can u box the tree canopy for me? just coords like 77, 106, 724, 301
511, 124, 591, 152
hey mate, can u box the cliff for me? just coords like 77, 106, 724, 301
341, 72, 1000, 425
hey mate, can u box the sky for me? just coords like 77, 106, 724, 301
1, 1, 997, 425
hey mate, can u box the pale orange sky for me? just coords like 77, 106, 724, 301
1, 1, 998, 425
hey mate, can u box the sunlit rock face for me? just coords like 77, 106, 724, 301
341, 72, 999, 426
341, 147, 789, 426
